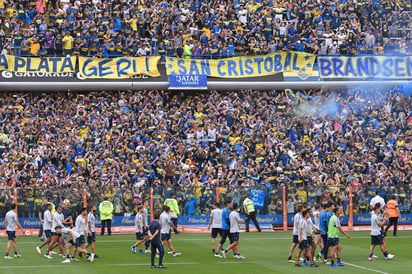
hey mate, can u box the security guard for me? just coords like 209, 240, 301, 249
164, 193, 180, 234
243, 197, 261, 232
99, 196, 114, 236
385, 195, 401, 236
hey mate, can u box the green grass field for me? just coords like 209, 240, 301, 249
0, 231, 410, 274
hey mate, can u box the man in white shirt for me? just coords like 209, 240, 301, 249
370, 190, 385, 209
59, 224, 91, 263
288, 204, 304, 262
295, 210, 318, 267
131, 205, 146, 254
75, 207, 88, 259
208, 202, 222, 257
86, 205, 99, 258
369, 205, 394, 261
222, 203, 245, 259
36, 203, 53, 254
4, 204, 24, 259
44, 205, 65, 259
159, 206, 180, 257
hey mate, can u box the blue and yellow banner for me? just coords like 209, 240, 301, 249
0, 54, 76, 73
318, 55, 412, 79
79, 56, 160, 79
166, 52, 316, 78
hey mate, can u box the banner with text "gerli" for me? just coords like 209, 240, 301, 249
79, 56, 161, 79
166, 52, 316, 78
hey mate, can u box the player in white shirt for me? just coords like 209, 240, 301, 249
295, 210, 318, 267
288, 204, 304, 262
307, 207, 324, 263
4, 204, 25, 259
369, 205, 394, 261
36, 203, 53, 254
159, 206, 180, 257
370, 190, 385, 210
311, 204, 324, 261
207, 202, 222, 257
73, 207, 92, 261
59, 225, 91, 263
86, 204, 99, 259
131, 205, 146, 254
222, 203, 245, 259
44, 205, 65, 259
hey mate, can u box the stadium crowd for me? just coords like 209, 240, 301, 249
0, 87, 411, 218
0, 0, 411, 57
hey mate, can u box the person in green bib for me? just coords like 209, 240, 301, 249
242, 197, 261, 232
99, 197, 114, 236
164, 194, 180, 234
327, 207, 350, 267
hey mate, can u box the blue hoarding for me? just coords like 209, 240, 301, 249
169, 74, 207, 90
1, 214, 411, 228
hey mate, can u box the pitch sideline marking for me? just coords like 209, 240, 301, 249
0, 262, 200, 269
343, 262, 390, 274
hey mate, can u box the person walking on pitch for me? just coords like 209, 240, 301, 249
369, 205, 394, 261
149, 212, 166, 269
327, 207, 350, 267
131, 205, 146, 254
222, 203, 246, 259
4, 204, 24, 259
164, 194, 180, 234
243, 196, 261, 232
208, 202, 222, 256
385, 195, 401, 237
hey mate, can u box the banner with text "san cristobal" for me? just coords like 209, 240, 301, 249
318, 55, 412, 79
79, 56, 160, 79
166, 52, 316, 78
0, 54, 76, 73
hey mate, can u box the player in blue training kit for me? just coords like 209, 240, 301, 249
216, 199, 232, 258
319, 202, 334, 264
149, 212, 165, 269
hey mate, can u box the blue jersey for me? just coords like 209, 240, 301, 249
222, 208, 230, 230
149, 220, 161, 241
319, 211, 328, 235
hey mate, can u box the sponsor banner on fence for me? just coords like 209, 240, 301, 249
318, 55, 412, 79
79, 56, 161, 79
353, 214, 412, 225
3, 214, 410, 230
0, 54, 76, 73
166, 52, 316, 78
169, 74, 207, 89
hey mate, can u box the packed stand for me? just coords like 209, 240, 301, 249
0, 0, 411, 57
0, 88, 411, 218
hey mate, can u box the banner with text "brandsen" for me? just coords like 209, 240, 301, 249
79, 56, 160, 79
318, 55, 412, 79
165, 52, 316, 78
0, 54, 75, 73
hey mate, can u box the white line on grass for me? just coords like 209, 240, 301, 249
0, 262, 200, 269
0, 261, 277, 269
343, 262, 390, 274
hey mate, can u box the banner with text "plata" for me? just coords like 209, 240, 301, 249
318, 55, 412, 79
79, 56, 160, 79
166, 52, 316, 78
0, 54, 76, 73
